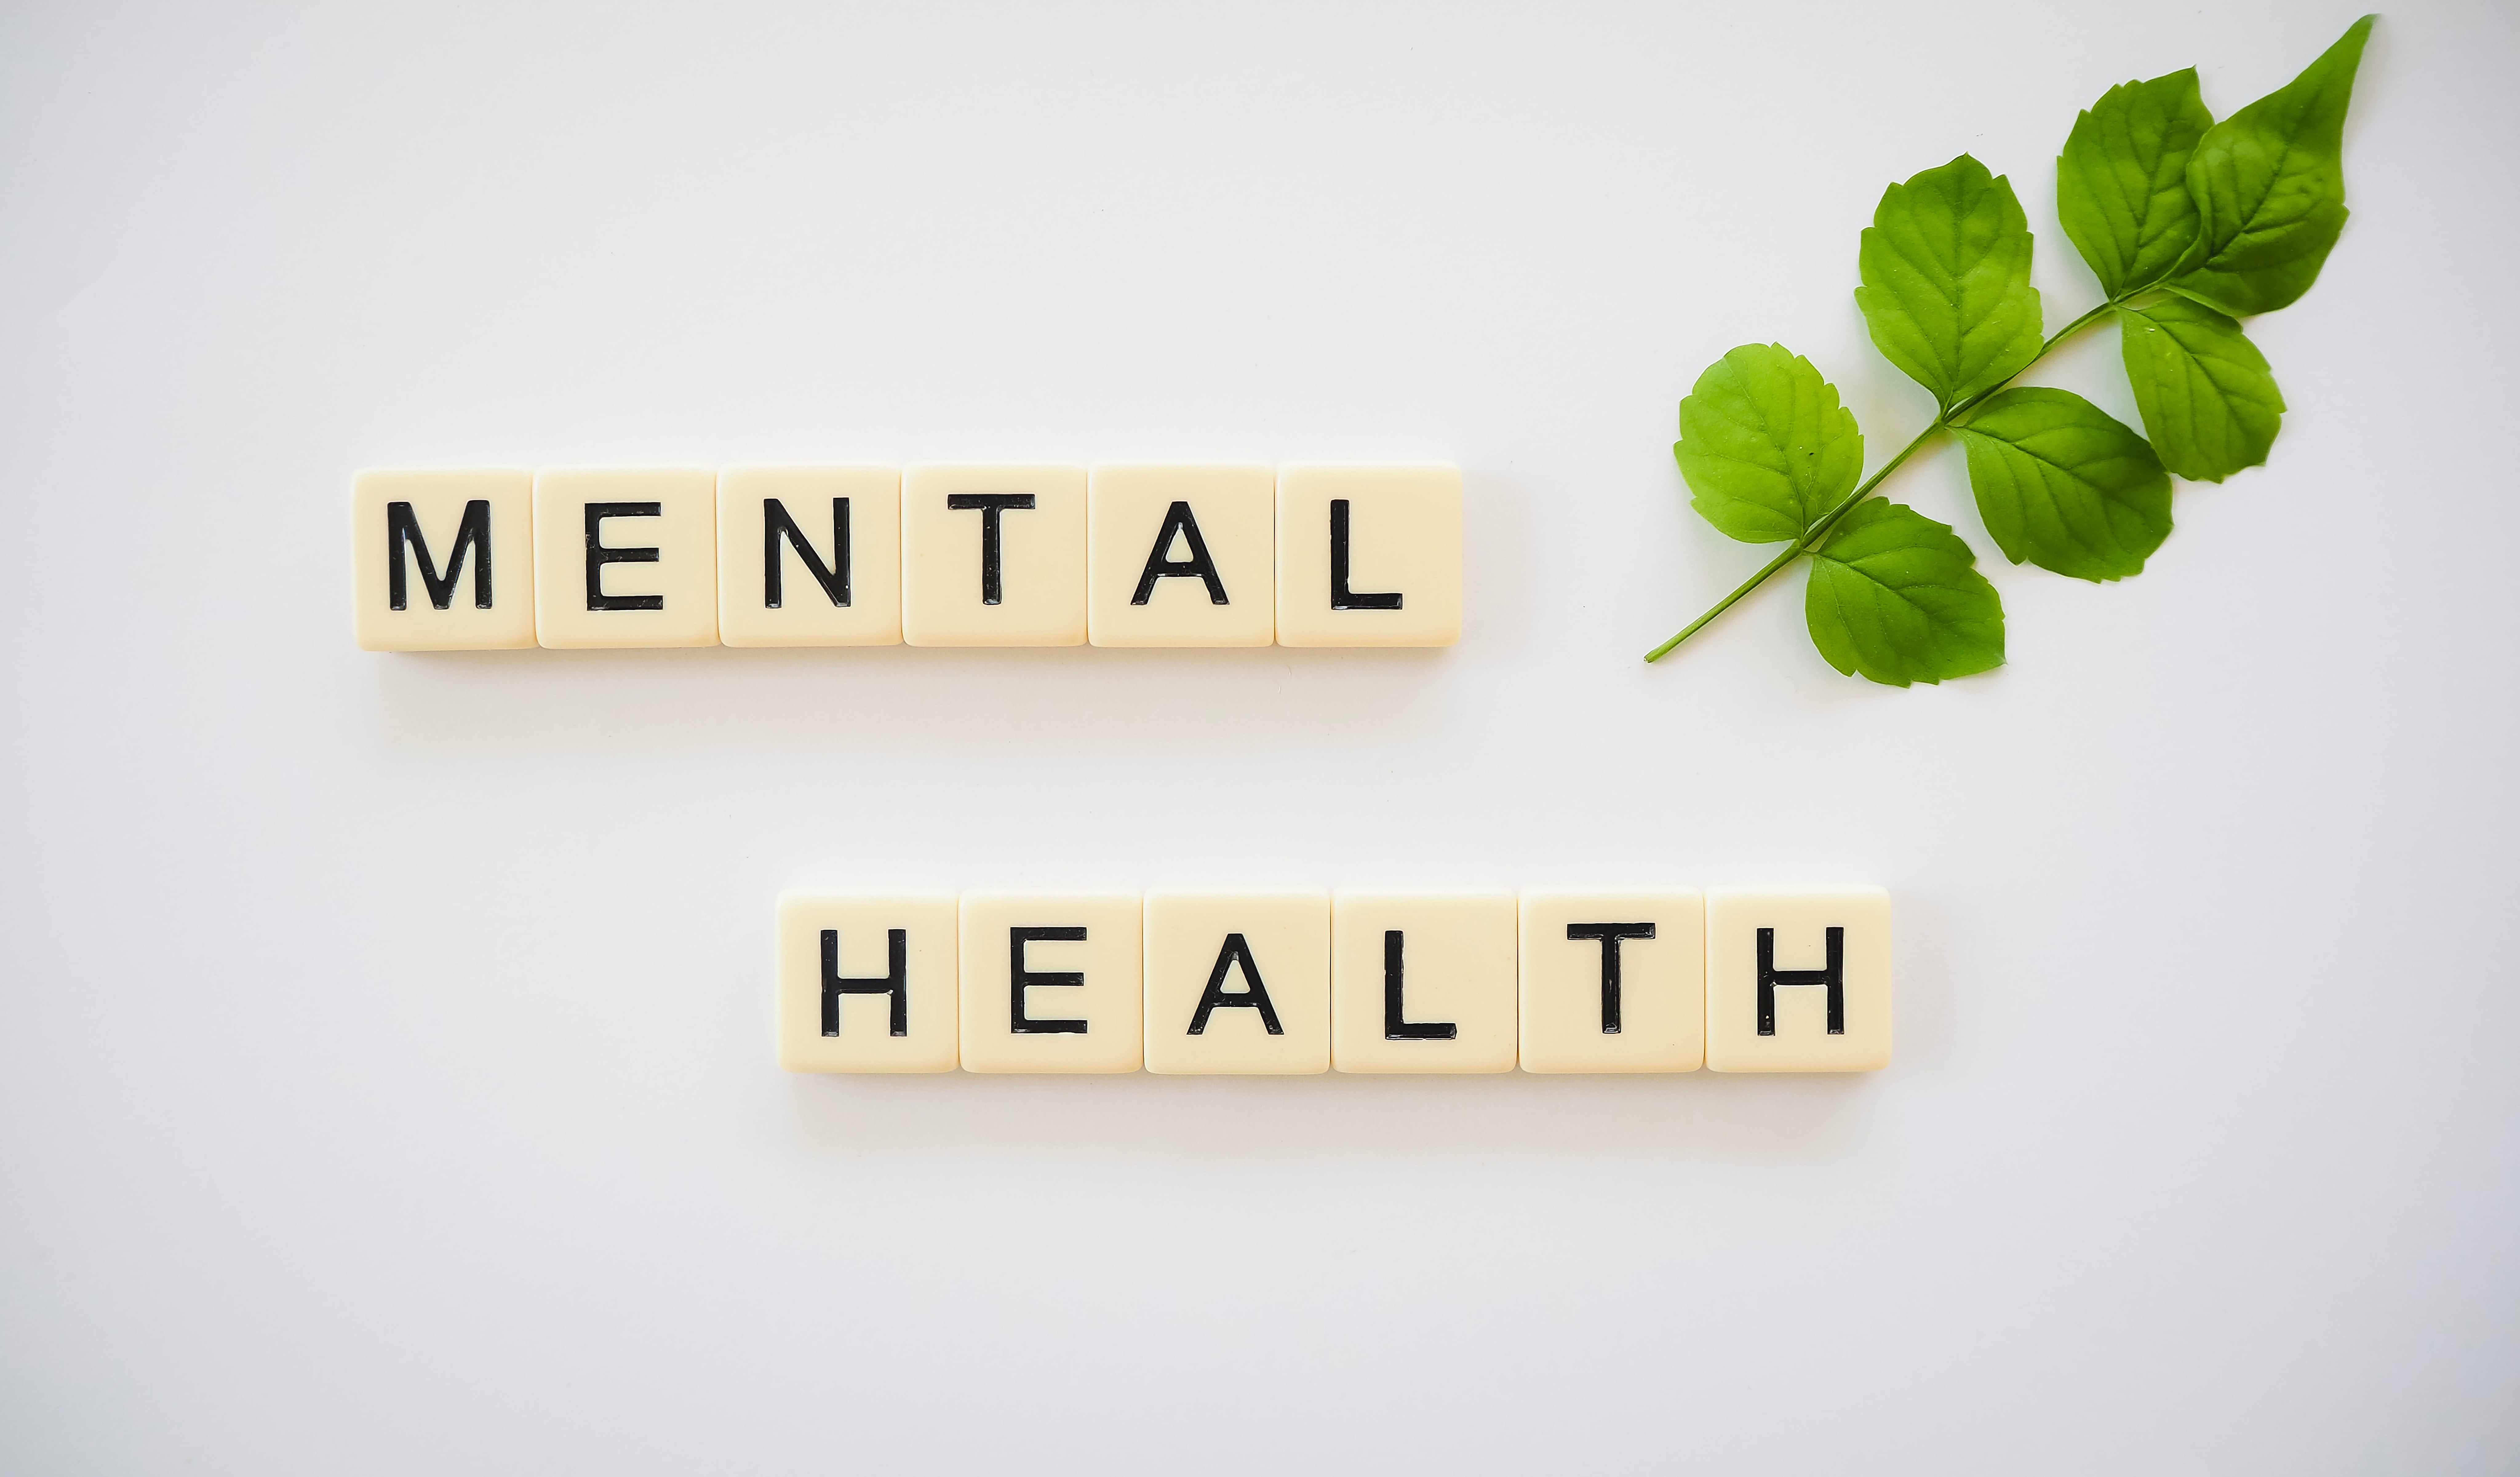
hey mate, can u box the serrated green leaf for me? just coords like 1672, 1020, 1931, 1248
1855, 155, 2046, 414
1804, 499, 2005, 686
1952, 387, 2172, 582
1673, 344, 1864, 544
2168, 16, 2374, 315
2119, 298, 2285, 482
2057, 69, 2215, 297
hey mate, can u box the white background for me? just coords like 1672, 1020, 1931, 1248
2, 1, 2514, 1471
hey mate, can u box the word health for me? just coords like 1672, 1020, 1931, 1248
353, 463, 1461, 651
778, 887, 1891, 1075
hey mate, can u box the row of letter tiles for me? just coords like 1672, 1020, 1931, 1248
351, 464, 1463, 651
775, 888, 1891, 1075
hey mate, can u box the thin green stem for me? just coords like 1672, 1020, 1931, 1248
1793, 418, 1943, 553
1642, 419, 1939, 665
1943, 297, 2122, 422
1642, 541, 1806, 663
1642, 291, 2135, 664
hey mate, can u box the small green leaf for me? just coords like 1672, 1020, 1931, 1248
2168, 15, 2375, 316
2119, 298, 2285, 482
1805, 499, 2005, 686
1855, 155, 2046, 414
1674, 344, 1865, 543
1952, 387, 2172, 582
2057, 69, 2216, 297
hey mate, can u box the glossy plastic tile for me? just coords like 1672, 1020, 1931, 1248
352, 468, 538, 650
901, 464, 1087, 646
1142, 890, 1330, 1074
1087, 464, 1276, 647
1330, 890, 1516, 1072
959, 892, 1142, 1072
1518, 889, 1705, 1073
533, 468, 720, 647
1705, 886, 1892, 1073
776, 891, 960, 1072
1274, 464, 1462, 647
717, 466, 903, 647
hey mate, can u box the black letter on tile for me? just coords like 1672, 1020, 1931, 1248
1010, 926, 1089, 1034
1187, 933, 1283, 1035
1131, 501, 1229, 606
387, 499, 492, 611
1756, 926, 1844, 1036
1382, 930, 1455, 1041
764, 497, 850, 608
584, 502, 664, 611
946, 492, 1036, 605
1566, 922, 1655, 1035
820, 927, 907, 1037
1330, 499, 1402, 611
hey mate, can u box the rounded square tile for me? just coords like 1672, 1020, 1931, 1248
902, 464, 1087, 646
1705, 886, 1892, 1073
776, 891, 959, 1073
1143, 890, 1329, 1073
352, 468, 537, 651
1519, 889, 1704, 1073
533, 467, 720, 648
1087, 464, 1275, 647
1275, 464, 1461, 648
717, 466, 902, 647
959, 891, 1142, 1072
1330, 890, 1516, 1073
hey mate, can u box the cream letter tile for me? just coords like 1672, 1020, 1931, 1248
352, 468, 537, 651
716, 466, 902, 647
776, 892, 959, 1072
1705, 887, 1892, 1073
533, 468, 720, 647
901, 464, 1087, 646
1274, 464, 1461, 647
1330, 890, 1516, 1073
1142, 890, 1329, 1074
1087, 464, 1276, 647
1519, 889, 1705, 1073
959, 892, 1142, 1072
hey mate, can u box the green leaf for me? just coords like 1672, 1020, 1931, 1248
1674, 344, 1865, 543
1952, 387, 2173, 582
2119, 298, 2286, 482
1855, 155, 2046, 414
2057, 69, 2216, 297
2168, 16, 2375, 315
1805, 499, 2005, 686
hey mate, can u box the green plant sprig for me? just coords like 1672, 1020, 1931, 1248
1645, 16, 2373, 685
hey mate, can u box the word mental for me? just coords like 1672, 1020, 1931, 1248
353, 463, 1462, 651
777, 887, 1891, 1075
